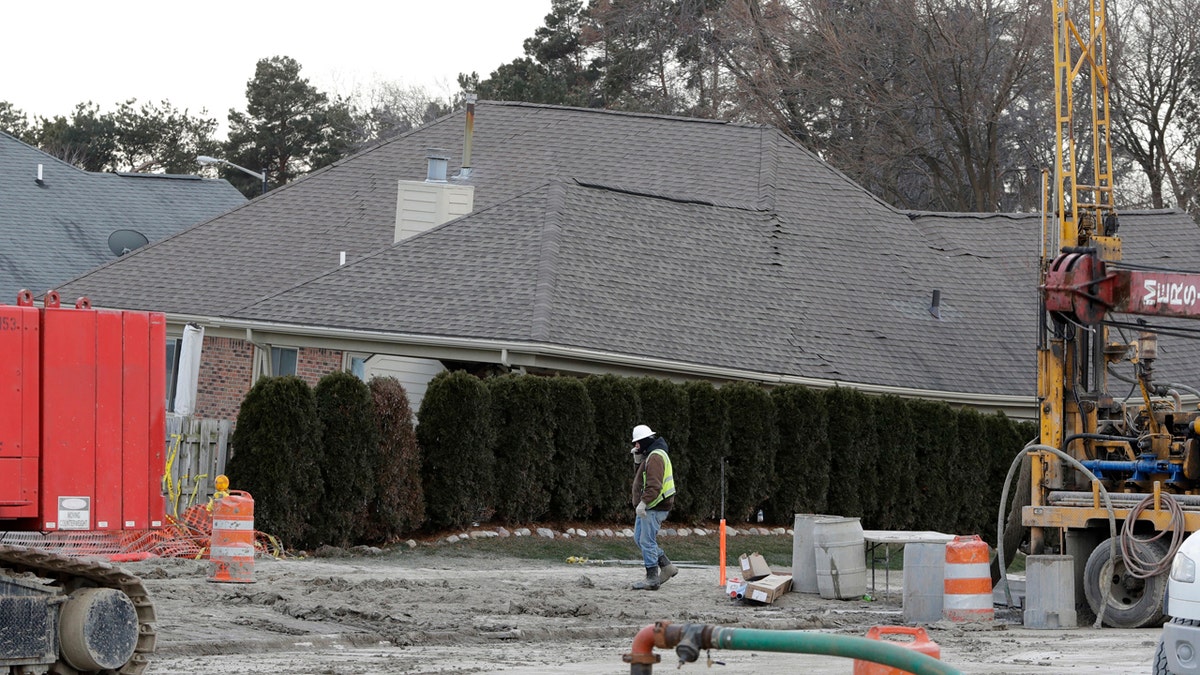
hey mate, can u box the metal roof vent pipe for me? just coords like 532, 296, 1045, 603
454, 93, 476, 181
425, 149, 449, 183
929, 290, 942, 319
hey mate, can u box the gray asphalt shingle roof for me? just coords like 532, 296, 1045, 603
0, 131, 245, 301
54, 101, 1200, 398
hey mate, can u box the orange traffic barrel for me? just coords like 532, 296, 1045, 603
853, 626, 941, 675
942, 535, 992, 622
208, 490, 255, 583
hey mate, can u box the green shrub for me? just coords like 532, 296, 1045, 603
721, 382, 778, 523
547, 377, 597, 521
417, 370, 495, 530
681, 381, 727, 522
953, 407, 989, 536
312, 371, 378, 547
909, 398, 959, 532
363, 376, 424, 542
869, 395, 917, 530
226, 376, 322, 550
824, 387, 876, 521
633, 377, 690, 517
770, 385, 830, 523
981, 411, 1028, 545
489, 374, 555, 524
584, 375, 640, 521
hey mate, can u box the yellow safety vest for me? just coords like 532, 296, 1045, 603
643, 448, 676, 508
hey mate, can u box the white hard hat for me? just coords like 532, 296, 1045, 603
631, 424, 655, 444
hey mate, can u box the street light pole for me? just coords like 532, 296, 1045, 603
196, 155, 268, 195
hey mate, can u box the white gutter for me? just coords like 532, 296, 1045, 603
164, 311, 1039, 418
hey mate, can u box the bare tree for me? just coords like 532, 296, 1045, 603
345, 81, 451, 144
706, 0, 1051, 212
1109, 0, 1200, 217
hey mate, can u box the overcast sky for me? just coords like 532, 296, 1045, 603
3, 0, 551, 132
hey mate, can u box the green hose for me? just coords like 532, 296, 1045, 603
710, 627, 961, 675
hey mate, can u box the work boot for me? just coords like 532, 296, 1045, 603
632, 566, 661, 590
657, 554, 678, 584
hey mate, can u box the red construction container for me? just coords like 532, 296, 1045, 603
1, 291, 166, 533
0, 292, 42, 522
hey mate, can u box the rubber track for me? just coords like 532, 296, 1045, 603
0, 544, 155, 675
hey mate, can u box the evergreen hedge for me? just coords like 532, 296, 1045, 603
584, 375, 640, 521
312, 371, 379, 547
418, 371, 495, 530
488, 374, 555, 524
226, 376, 323, 549
363, 376, 424, 542
546, 377, 597, 521
909, 398, 960, 533
231, 367, 1041, 547
721, 382, 777, 523
954, 407, 989, 536
979, 412, 1031, 545
869, 395, 917, 531
824, 387, 876, 522
770, 385, 830, 523
681, 381, 727, 522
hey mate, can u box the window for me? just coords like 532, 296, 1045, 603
271, 347, 298, 376
165, 337, 182, 411
345, 353, 369, 381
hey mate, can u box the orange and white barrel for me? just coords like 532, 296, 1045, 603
208, 490, 255, 583
942, 535, 992, 622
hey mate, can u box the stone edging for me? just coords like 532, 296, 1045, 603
430, 526, 794, 546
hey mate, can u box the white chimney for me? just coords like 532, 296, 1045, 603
394, 149, 474, 243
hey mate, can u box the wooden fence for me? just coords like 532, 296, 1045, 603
163, 414, 232, 519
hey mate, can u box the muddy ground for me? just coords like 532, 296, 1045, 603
129, 547, 1161, 674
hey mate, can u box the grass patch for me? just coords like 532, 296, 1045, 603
409, 533, 796, 567
399, 532, 1028, 574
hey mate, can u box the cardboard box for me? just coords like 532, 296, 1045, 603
725, 577, 748, 599
744, 574, 793, 604
739, 552, 771, 581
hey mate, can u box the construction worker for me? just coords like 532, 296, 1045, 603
630, 424, 678, 590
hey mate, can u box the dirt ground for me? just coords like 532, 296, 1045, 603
126, 549, 1162, 675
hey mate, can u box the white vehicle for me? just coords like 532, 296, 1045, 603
1158, 533, 1200, 674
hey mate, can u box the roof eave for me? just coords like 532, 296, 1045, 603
164, 312, 1039, 420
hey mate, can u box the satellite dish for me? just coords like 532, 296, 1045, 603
108, 229, 150, 256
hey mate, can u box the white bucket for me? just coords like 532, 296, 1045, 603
813, 516, 866, 600
902, 542, 947, 623
793, 514, 836, 594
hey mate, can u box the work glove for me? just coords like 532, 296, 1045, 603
636, 501, 648, 519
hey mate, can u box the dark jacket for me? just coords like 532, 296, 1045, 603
631, 437, 675, 511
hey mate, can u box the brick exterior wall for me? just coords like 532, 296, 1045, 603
195, 337, 254, 422
193, 336, 345, 421
297, 347, 345, 384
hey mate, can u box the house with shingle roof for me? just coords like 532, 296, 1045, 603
0, 131, 245, 302
51, 101, 1200, 421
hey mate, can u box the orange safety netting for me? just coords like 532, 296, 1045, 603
0, 505, 283, 562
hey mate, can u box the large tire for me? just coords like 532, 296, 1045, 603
1084, 536, 1169, 628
